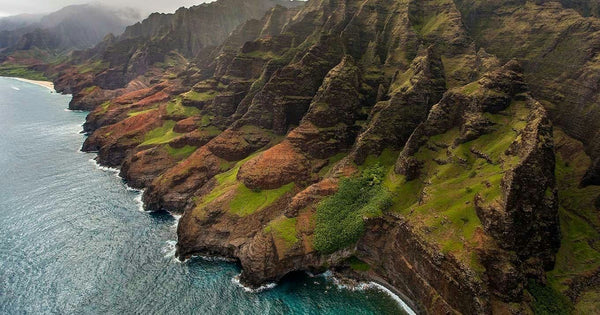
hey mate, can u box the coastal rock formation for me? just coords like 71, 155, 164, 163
43, 0, 600, 313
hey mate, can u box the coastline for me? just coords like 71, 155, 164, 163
332, 270, 420, 314
87, 148, 419, 314
16, 70, 421, 314
9, 77, 55, 91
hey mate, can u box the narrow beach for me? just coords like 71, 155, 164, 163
12, 77, 55, 91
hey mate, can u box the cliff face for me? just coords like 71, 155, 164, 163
48, 0, 600, 313
50, 0, 303, 110
0, 4, 140, 78
454, 0, 600, 188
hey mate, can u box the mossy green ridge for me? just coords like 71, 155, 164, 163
388, 100, 529, 267
166, 98, 201, 117
265, 216, 299, 253
75, 60, 108, 74
314, 164, 392, 254
128, 108, 158, 117
318, 152, 347, 176
192, 153, 294, 217
165, 145, 197, 159
229, 182, 295, 217
547, 129, 600, 313
141, 121, 181, 146
97, 101, 112, 115
184, 90, 217, 102
240, 50, 279, 59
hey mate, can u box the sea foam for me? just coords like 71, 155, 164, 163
330, 275, 417, 315
231, 275, 277, 293
162, 240, 177, 259
89, 158, 120, 174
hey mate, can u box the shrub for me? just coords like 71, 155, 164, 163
314, 164, 392, 254
347, 256, 370, 271
527, 279, 572, 315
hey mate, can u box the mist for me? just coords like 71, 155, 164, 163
0, 0, 211, 17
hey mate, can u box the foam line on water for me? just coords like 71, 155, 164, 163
177, 253, 235, 264
169, 212, 181, 229
330, 275, 417, 315
89, 158, 119, 174
133, 193, 145, 212
162, 240, 177, 259
362, 282, 417, 315
88, 157, 149, 212
231, 275, 277, 293
124, 183, 146, 212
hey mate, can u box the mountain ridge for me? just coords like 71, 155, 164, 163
13, 0, 600, 313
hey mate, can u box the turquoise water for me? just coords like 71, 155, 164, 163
0, 77, 408, 314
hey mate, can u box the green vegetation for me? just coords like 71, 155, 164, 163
166, 98, 200, 117
417, 12, 452, 36
165, 144, 197, 159
198, 115, 214, 127
140, 120, 182, 146
193, 164, 242, 211
128, 108, 158, 117
198, 125, 222, 138
314, 164, 393, 254
76, 60, 108, 74
265, 216, 299, 253
527, 280, 572, 315
318, 152, 347, 176
461, 82, 480, 95
360, 148, 399, 170
546, 129, 600, 312
98, 101, 112, 114
82, 86, 98, 94
0, 64, 48, 81
155, 51, 188, 70
240, 50, 279, 59
193, 153, 294, 217
347, 256, 371, 271
184, 90, 216, 102
384, 101, 529, 268
229, 183, 295, 217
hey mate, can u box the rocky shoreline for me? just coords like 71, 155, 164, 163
37, 0, 600, 313
69, 57, 559, 314
87, 148, 420, 313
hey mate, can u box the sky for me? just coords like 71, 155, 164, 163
0, 0, 210, 17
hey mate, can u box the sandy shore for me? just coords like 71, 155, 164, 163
12, 77, 55, 91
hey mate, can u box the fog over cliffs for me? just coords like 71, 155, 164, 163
0, 4, 141, 52
0, 0, 212, 18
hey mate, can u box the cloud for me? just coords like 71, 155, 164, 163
0, 0, 211, 17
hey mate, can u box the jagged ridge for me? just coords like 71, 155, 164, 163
46, 0, 600, 313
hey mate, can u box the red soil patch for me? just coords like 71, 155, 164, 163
135, 91, 171, 106
237, 140, 311, 189
102, 109, 163, 140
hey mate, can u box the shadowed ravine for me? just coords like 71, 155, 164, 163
0, 77, 410, 314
